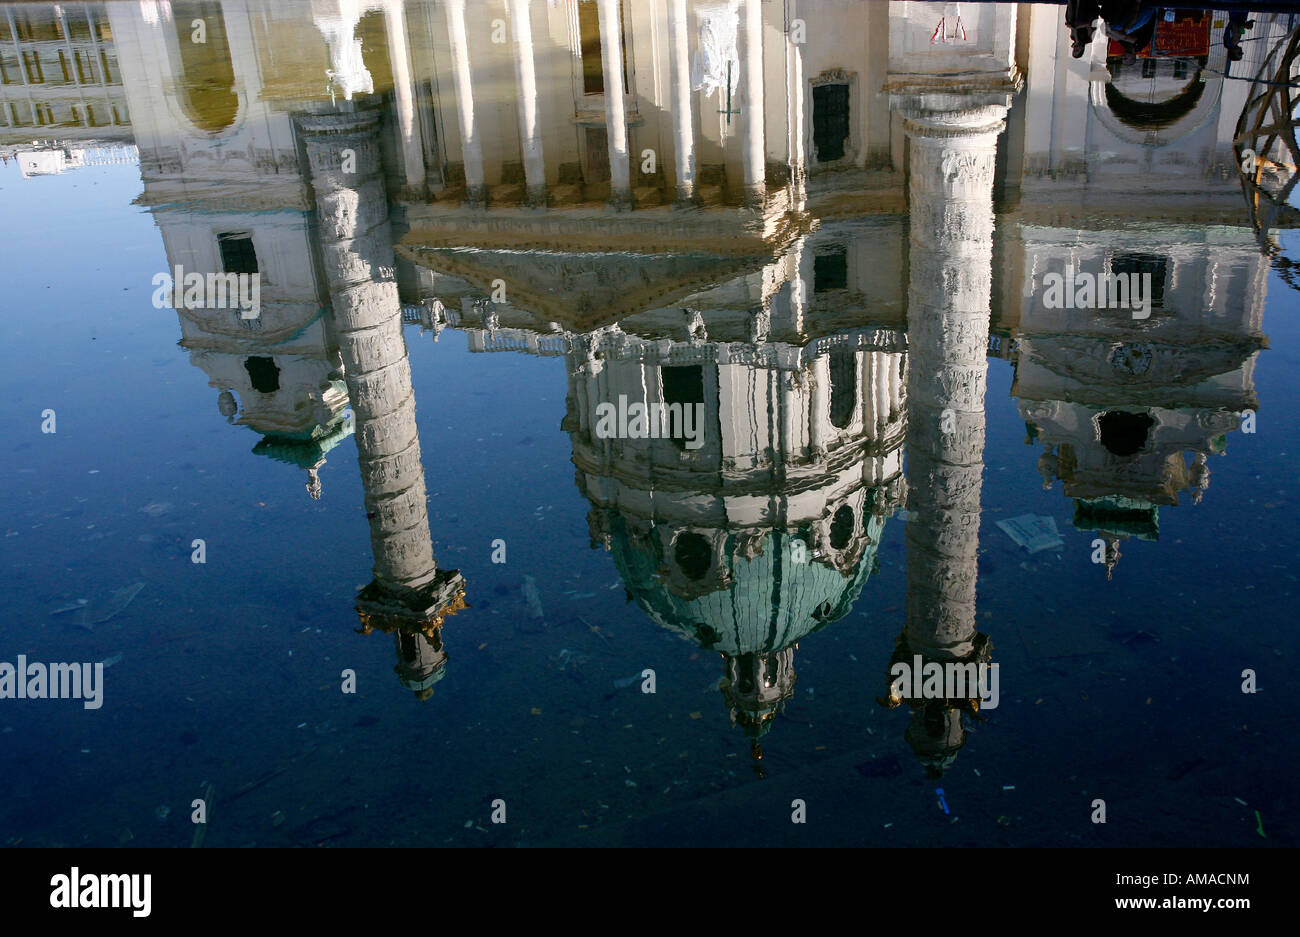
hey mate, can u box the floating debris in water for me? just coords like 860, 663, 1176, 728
154, 805, 171, 822
101, 653, 123, 669
612, 673, 641, 689
996, 514, 1063, 553
56, 582, 146, 631
522, 575, 546, 625
554, 648, 586, 672
138, 501, 174, 517
936, 788, 950, 815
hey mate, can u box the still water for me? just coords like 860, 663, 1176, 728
0, 0, 1297, 848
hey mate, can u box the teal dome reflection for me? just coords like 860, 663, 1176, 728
606, 518, 884, 656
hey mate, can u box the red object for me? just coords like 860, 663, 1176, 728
1107, 9, 1211, 59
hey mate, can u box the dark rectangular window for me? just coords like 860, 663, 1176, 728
1112, 253, 1166, 308
812, 84, 850, 162
578, 0, 627, 95
22, 50, 43, 83
661, 365, 705, 451
218, 233, 259, 275
814, 246, 848, 292
578, 1, 603, 94
828, 348, 857, 429
75, 50, 94, 83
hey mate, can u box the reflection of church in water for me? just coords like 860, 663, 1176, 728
9, 1, 1284, 764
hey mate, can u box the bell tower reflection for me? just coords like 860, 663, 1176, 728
295, 103, 467, 698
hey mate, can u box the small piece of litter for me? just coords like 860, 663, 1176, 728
1002, 785, 1015, 791
530, 707, 542, 715
883, 823, 893, 829
688, 712, 702, 720
1233, 797, 1248, 806
996, 514, 1063, 553
973, 768, 981, 776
